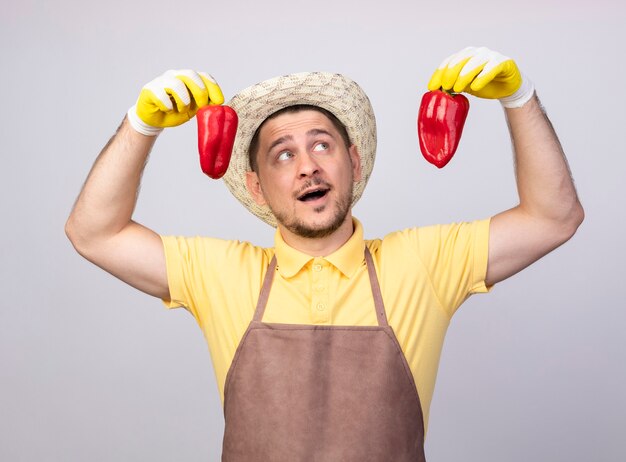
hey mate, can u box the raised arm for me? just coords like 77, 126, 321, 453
486, 95, 583, 286
429, 47, 584, 286
65, 70, 224, 299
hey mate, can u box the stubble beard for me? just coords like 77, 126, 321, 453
272, 189, 353, 239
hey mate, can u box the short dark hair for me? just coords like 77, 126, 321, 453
248, 105, 352, 173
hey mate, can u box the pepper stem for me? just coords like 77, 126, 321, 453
440, 87, 458, 97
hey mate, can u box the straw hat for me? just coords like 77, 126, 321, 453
222, 71, 377, 227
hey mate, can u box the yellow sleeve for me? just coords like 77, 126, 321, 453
159, 235, 270, 327
404, 218, 491, 317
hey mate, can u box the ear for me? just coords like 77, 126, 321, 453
349, 145, 362, 182
246, 171, 267, 206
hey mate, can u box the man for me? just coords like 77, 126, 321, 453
65, 47, 583, 461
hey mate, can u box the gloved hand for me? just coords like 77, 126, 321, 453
427, 47, 535, 108
127, 70, 224, 136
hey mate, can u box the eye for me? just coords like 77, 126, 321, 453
277, 150, 293, 161
313, 142, 329, 152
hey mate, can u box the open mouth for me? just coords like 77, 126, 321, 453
298, 188, 330, 202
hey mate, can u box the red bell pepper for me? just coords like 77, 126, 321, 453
197, 105, 238, 179
417, 90, 469, 169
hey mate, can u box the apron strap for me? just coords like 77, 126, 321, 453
253, 248, 389, 327
364, 247, 389, 327
253, 256, 277, 322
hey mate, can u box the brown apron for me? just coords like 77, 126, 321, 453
222, 248, 426, 461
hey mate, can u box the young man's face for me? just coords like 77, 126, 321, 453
246, 109, 361, 239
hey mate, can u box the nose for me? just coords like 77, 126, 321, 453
298, 152, 321, 178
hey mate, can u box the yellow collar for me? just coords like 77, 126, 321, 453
274, 218, 366, 279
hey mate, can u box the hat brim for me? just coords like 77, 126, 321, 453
222, 72, 377, 228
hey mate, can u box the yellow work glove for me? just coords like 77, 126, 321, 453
127, 69, 224, 136
428, 47, 535, 108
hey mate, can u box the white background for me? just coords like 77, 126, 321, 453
1, 0, 625, 460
